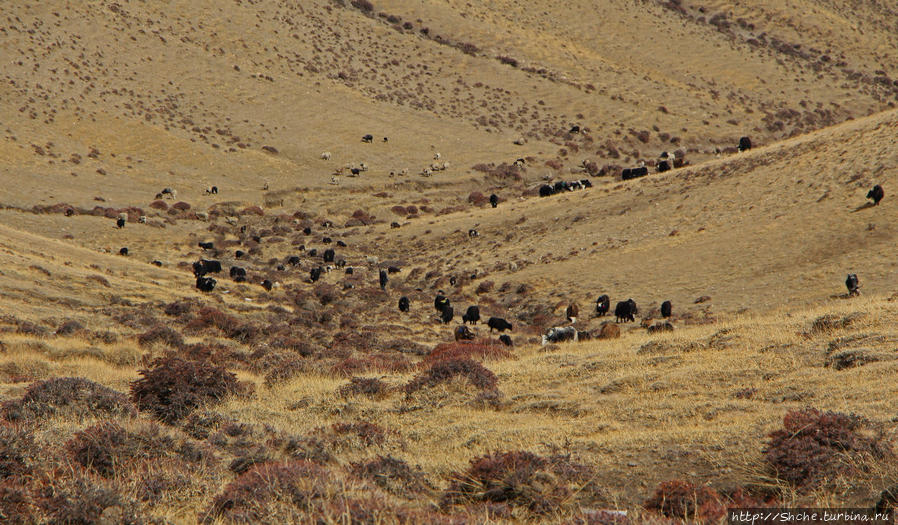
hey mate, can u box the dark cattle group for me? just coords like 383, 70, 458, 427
539, 179, 592, 197
193, 259, 222, 277
230, 266, 247, 282
196, 276, 216, 292
621, 166, 649, 180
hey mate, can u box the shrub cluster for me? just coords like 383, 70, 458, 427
2, 377, 136, 422
763, 407, 890, 490
130, 357, 241, 423
405, 358, 498, 394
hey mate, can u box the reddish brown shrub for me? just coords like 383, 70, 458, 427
163, 300, 194, 317
55, 319, 85, 336
643, 479, 724, 523
475, 280, 494, 294
284, 437, 332, 464
137, 325, 184, 348
2, 377, 135, 422
326, 421, 392, 446
405, 358, 498, 394
0, 426, 40, 479
763, 408, 890, 490
130, 357, 240, 423
66, 421, 167, 477
350, 455, 433, 496
41, 475, 142, 525
149, 200, 168, 210
338, 377, 391, 398
390, 205, 408, 216
332, 354, 412, 376
468, 192, 487, 206
171, 201, 191, 211
184, 307, 259, 343
443, 451, 603, 514
423, 341, 513, 367
200, 460, 330, 523
240, 206, 264, 216
0, 478, 35, 524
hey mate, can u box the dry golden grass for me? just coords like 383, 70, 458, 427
2, 0, 898, 522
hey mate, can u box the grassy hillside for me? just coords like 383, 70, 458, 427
2, 0, 898, 523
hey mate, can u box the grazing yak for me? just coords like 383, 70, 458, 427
440, 306, 454, 324
542, 326, 578, 345
539, 185, 555, 197
193, 259, 222, 277
398, 296, 410, 312
499, 334, 513, 347
235, 250, 245, 259
661, 300, 672, 318
379, 269, 388, 290
621, 166, 649, 180
468, 229, 479, 238
119, 247, 128, 256
868, 185, 884, 205
614, 299, 638, 323
566, 303, 579, 323
387, 266, 401, 274
362, 134, 374, 143
116, 217, 126, 228
151, 260, 163, 267
198, 241, 214, 250
846, 274, 860, 296
595, 295, 611, 316
287, 256, 301, 266
345, 267, 354, 275
463, 305, 480, 325
230, 266, 247, 282
434, 293, 450, 313
569, 125, 580, 134
310, 267, 322, 282
195, 276, 216, 292
261, 279, 273, 291
488, 317, 513, 333
490, 194, 499, 208
738, 136, 752, 152
323, 249, 335, 263
455, 325, 475, 341
657, 160, 671, 173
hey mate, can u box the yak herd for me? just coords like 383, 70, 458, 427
109, 134, 884, 350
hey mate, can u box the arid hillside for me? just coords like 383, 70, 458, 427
1, 0, 898, 523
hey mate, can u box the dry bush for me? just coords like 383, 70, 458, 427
55, 319, 85, 336
2, 377, 136, 422
338, 377, 391, 399
0, 477, 35, 524
184, 307, 260, 343
443, 451, 605, 514
130, 357, 241, 423
163, 300, 195, 318
350, 455, 434, 496
763, 407, 891, 490
284, 436, 333, 464
137, 325, 184, 348
332, 353, 412, 376
643, 479, 724, 523
66, 421, 177, 478
423, 341, 513, 367
0, 426, 41, 480
199, 460, 332, 523
319, 421, 394, 447
40, 474, 144, 525
229, 447, 272, 475
406, 358, 498, 394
